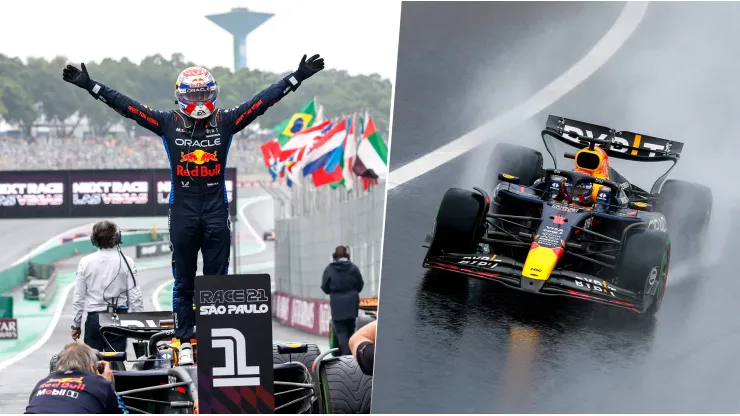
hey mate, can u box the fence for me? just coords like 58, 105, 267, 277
268, 176, 386, 301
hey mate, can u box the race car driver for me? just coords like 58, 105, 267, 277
62, 54, 325, 366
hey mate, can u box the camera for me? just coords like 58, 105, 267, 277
96, 361, 105, 374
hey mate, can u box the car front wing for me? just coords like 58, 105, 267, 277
423, 253, 643, 313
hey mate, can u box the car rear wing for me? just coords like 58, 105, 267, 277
544, 115, 684, 162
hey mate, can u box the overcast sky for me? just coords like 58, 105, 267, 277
0, 0, 401, 80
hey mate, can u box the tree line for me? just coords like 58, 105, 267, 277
0, 53, 392, 137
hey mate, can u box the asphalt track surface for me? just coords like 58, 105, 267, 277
373, 2, 740, 413
0, 193, 323, 413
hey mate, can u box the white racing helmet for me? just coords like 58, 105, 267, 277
174, 66, 219, 119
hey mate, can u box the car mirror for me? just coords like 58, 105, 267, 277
96, 351, 127, 362
629, 201, 653, 211
498, 173, 520, 184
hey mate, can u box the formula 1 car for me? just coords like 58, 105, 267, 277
49, 312, 372, 414
423, 115, 712, 316
328, 297, 378, 357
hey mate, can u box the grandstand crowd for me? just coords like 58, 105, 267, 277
0, 134, 270, 173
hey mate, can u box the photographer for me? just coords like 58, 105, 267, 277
321, 246, 364, 356
71, 220, 143, 352
25, 342, 126, 414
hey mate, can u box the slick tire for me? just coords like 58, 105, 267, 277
49, 354, 59, 373
426, 188, 486, 258
617, 229, 671, 316
320, 356, 373, 414
485, 143, 543, 192
656, 179, 712, 263
272, 343, 321, 369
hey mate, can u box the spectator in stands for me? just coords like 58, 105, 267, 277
321, 246, 364, 356
71, 221, 143, 353
0, 132, 271, 173
350, 320, 377, 376
25, 342, 126, 414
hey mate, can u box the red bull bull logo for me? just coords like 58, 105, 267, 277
180, 150, 217, 165
178, 150, 221, 177
47, 377, 84, 383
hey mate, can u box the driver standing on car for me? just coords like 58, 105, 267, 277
25, 342, 127, 414
62, 54, 325, 366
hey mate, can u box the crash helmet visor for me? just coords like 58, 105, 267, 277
179, 85, 218, 103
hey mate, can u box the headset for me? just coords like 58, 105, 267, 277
91, 224, 138, 310
90, 227, 122, 248
332, 245, 351, 261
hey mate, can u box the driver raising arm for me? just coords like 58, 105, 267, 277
62, 55, 324, 365
25, 342, 126, 414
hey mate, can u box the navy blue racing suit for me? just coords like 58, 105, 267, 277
83, 73, 305, 340
25, 370, 127, 414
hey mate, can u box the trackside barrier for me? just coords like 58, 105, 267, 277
136, 240, 171, 259
23, 262, 58, 309
39, 273, 57, 309
0, 231, 170, 306
0, 296, 12, 318
272, 291, 332, 336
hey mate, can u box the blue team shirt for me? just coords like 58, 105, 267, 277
25, 370, 126, 414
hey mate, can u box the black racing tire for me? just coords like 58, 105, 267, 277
426, 188, 486, 258
617, 229, 671, 316
320, 356, 372, 414
272, 343, 321, 369
484, 143, 543, 191
329, 316, 377, 357
656, 179, 712, 262
49, 354, 58, 373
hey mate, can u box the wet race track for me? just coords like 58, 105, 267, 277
373, 2, 740, 413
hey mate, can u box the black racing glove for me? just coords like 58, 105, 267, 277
296, 54, 325, 81
62, 63, 92, 90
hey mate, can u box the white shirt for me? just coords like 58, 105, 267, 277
72, 248, 144, 327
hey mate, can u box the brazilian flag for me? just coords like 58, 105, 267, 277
272, 99, 317, 147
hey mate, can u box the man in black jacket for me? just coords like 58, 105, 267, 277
321, 246, 364, 356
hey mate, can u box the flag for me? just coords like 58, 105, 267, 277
259, 140, 284, 181
331, 114, 357, 190
279, 120, 332, 162
315, 103, 325, 123
302, 119, 347, 177
272, 99, 317, 147
284, 148, 304, 186
281, 122, 333, 187
353, 116, 388, 181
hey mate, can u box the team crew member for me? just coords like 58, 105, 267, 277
321, 246, 365, 356
71, 221, 143, 353
25, 342, 127, 414
63, 54, 325, 365
350, 320, 377, 376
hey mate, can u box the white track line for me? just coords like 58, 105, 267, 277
12, 223, 93, 266
0, 282, 75, 374
151, 279, 172, 312
386, 1, 649, 190
151, 196, 272, 311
